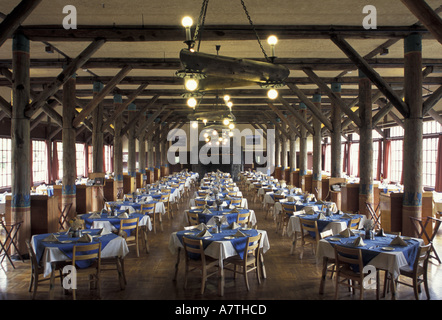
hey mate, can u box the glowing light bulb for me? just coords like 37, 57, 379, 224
203, 119, 207, 125
267, 88, 278, 100
229, 131, 234, 137
267, 35, 278, 46
181, 16, 193, 28
227, 101, 233, 108
223, 95, 230, 102
223, 118, 230, 126
191, 121, 198, 128
187, 97, 197, 108
185, 78, 198, 91
229, 123, 235, 129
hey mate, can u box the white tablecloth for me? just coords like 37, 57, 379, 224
32, 235, 129, 277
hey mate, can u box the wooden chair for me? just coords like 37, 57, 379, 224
25, 239, 64, 299
119, 218, 141, 257
298, 217, 320, 259
141, 203, 161, 234
197, 191, 208, 197
125, 194, 133, 202
224, 233, 262, 291
70, 242, 102, 300
230, 198, 242, 207
348, 217, 361, 230
194, 199, 207, 208
228, 191, 238, 197
333, 245, 367, 300
160, 193, 172, 219
182, 237, 220, 294
392, 244, 431, 300
187, 210, 199, 226
236, 211, 251, 227
278, 203, 295, 235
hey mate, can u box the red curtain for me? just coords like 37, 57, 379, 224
52, 142, 59, 182
343, 143, 348, 173
383, 140, 391, 181
436, 134, 442, 192
376, 141, 382, 181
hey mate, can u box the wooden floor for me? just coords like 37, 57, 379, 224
1, 182, 442, 302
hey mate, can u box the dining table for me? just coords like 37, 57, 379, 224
189, 196, 248, 209
80, 212, 152, 234
287, 212, 365, 254
316, 231, 423, 299
106, 200, 166, 215
31, 228, 129, 298
168, 226, 270, 296
183, 207, 257, 227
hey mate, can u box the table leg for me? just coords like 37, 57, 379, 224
389, 272, 396, 300
173, 248, 181, 281
290, 233, 298, 255
219, 261, 225, 297
319, 257, 328, 294
49, 263, 56, 300
260, 249, 267, 279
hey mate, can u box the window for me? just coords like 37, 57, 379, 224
32, 140, 47, 184
88, 145, 93, 174
56, 141, 63, 180
422, 121, 442, 188
0, 138, 12, 189
76, 143, 85, 177
389, 139, 403, 183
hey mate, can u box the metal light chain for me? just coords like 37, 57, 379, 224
192, 0, 210, 51
240, 0, 270, 62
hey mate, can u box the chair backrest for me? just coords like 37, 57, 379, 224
244, 233, 262, 258
348, 217, 361, 230
412, 243, 431, 274
72, 242, 102, 266
197, 191, 208, 197
25, 239, 38, 272
187, 211, 199, 226
140, 203, 155, 215
125, 194, 133, 201
182, 237, 205, 262
230, 199, 242, 206
334, 245, 364, 274
263, 188, 273, 193
160, 194, 170, 202
299, 217, 320, 240
228, 191, 237, 197
195, 199, 206, 207
161, 188, 171, 194
281, 203, 296, 214
273, 194, 285, 202
119, 217, 139, 232
236, 211, 251, 226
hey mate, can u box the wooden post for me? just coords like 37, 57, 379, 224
62, 66, 77, 220
281, 124, 288, 170
113, 94, 123, 200
331, 82, 342, 178
139, 130, 146, 181
147, 136, 154, 183
11, 32, 31, 254
274, 125, 280, 169
358, 70, 374, 217
312, 94, 322, 200
299, 103, 308, 191
91, 81, 104, 211
127, 103, 137, 192
402, 34, 423, 237
92, 81, 104, 173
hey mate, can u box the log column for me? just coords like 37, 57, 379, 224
299, 103, 308, 191
139, 132, 146, 181
127, 103, 137, 192
274, 125, 280, 169
358, 70, 374, 217
62, 66, 77, 220
402, 33, 423, 237
331, 82, 342, 178
113, 94, 123, 199
281, 125, 288, 170
92, 81, 104, 173
11, 32, 31, 254
147, 136, 154, 183
312, 94, 322, 199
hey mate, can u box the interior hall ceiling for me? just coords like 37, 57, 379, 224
0, 0, 441, 139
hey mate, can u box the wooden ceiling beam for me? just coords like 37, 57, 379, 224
72, 65, 132, 127
401, 0, 442, 45
16, 24, 430, 42
330, 35, 409, 118
25, 39, 106, 118
136, 106, 168, 138
267, 102, 301, 137
120, 94, 160, 137
423, 85, 442, 115
0, 0, 42, 48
